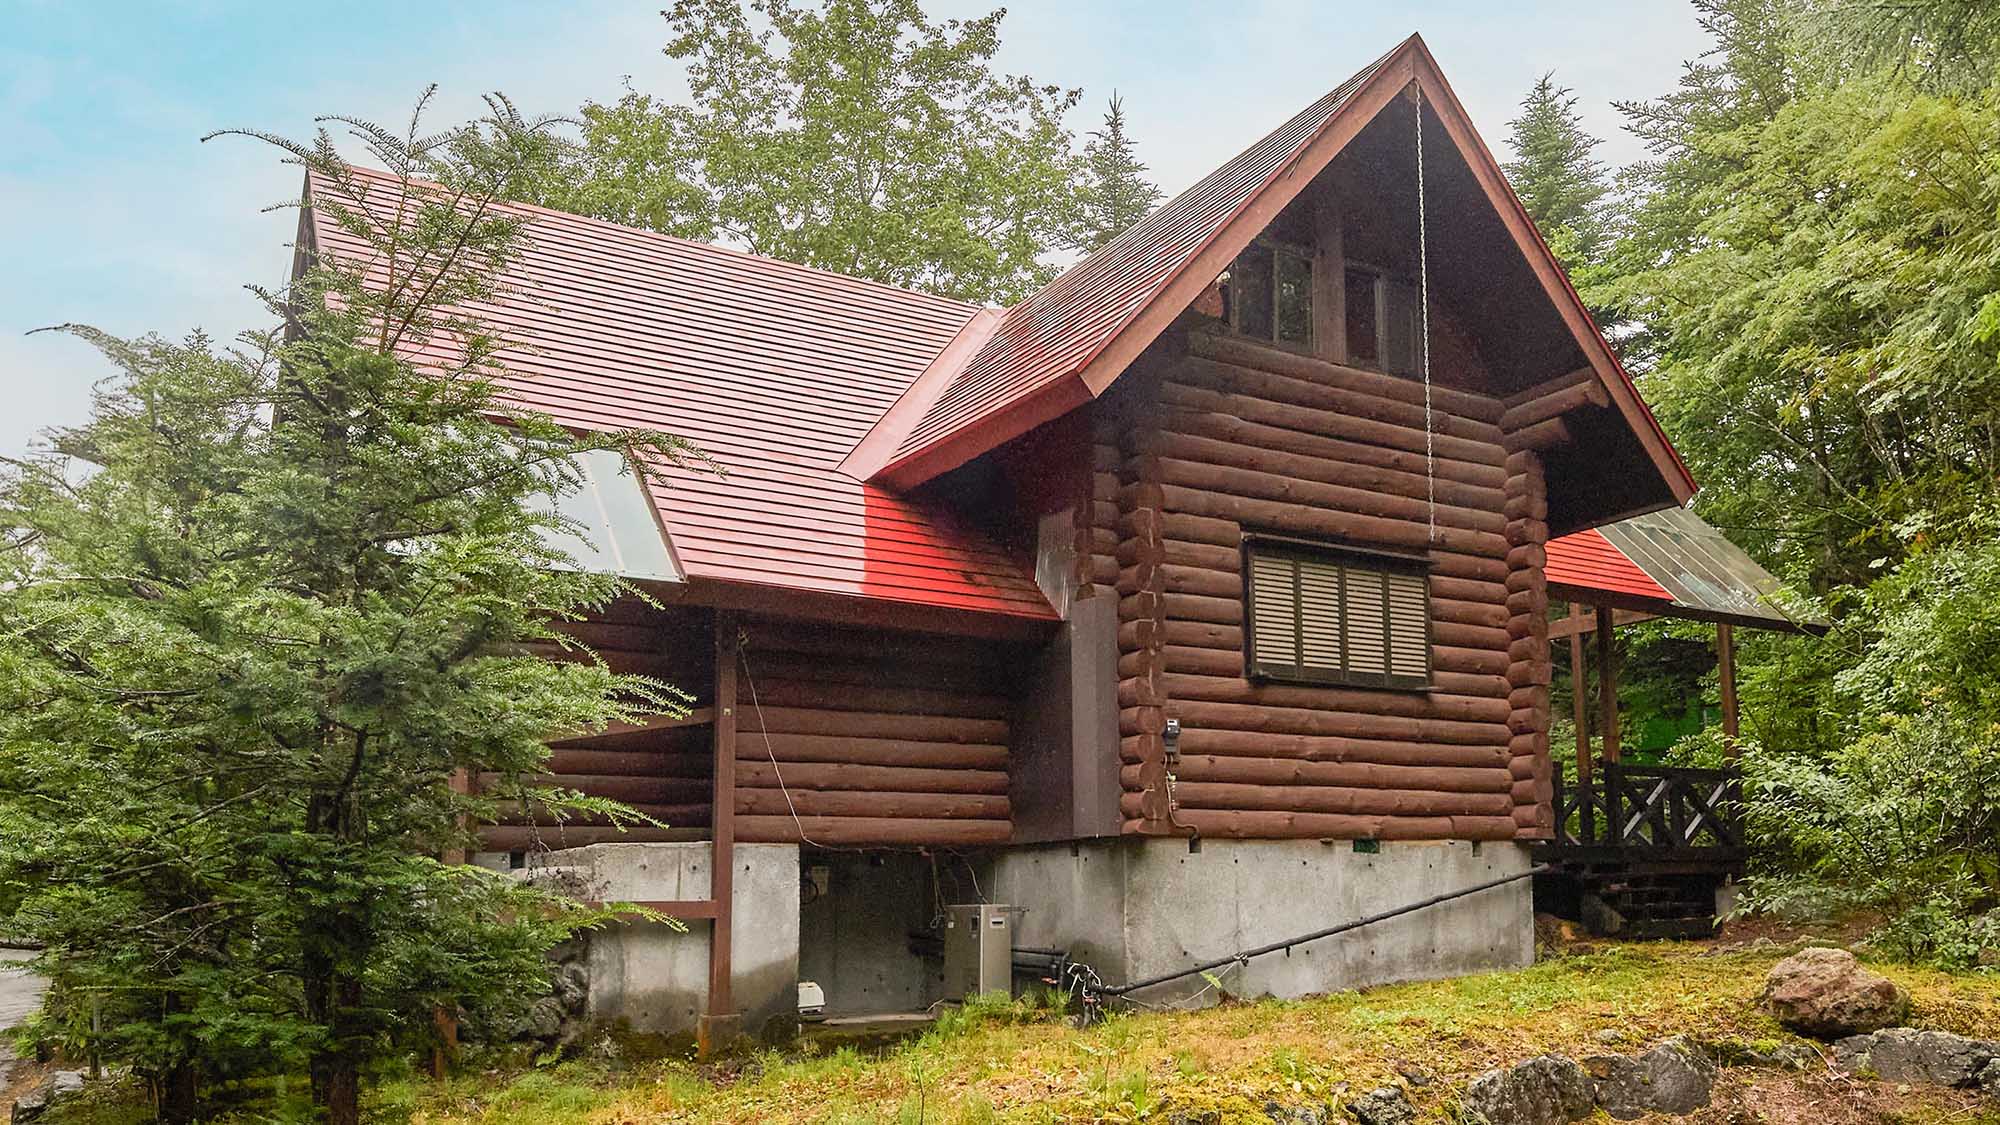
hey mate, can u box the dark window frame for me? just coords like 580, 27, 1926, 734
1342, 261, 1420, 377
1224, 237, 1315, 352
1241, 533, 1434, 692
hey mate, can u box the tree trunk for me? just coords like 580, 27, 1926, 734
157, 1060, 198, 1125
304, 786, 368, 1125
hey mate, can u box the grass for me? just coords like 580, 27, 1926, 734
363, 939, 2000, 1125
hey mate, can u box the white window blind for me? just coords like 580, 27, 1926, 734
1245, 542, 1431, 690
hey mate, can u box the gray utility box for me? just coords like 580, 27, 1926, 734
942, 904, 1015, 1000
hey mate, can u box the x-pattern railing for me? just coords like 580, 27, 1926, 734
1554, 763, 1743, 853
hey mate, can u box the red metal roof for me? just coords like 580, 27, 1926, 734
1545, 528, 1671, 603
859, 44, 1402, 486
304, 168, 1056, 621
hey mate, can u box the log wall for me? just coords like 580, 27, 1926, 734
482, 600, 714, 852
732, 616, 1020, 846
1099, 329, 1552, 842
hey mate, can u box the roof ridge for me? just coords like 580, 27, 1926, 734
322, 164, 987, 314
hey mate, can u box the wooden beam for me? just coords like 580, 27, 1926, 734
1568, 603, 1590, 786
1596, 604, 1620, 765
1548, 607, 1658, 640
703, 612, 739, 1051
1717, 622, 1740, 752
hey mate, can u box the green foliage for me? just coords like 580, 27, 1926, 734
0, 91, 696, 1122
1504, 72, 1614, 269
1075, 93, 1161, 252
539, 0, 1088, 303
1589, 0, 2000, 962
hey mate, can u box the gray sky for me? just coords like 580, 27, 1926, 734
0, 0, 1712, 458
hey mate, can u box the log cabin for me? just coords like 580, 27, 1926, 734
296, 34, 1795, 1040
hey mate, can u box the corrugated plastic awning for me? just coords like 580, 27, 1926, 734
1547, 508, 1828, 634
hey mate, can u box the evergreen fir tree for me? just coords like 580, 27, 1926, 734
1504, 72, 1613, 268
1075, 93, 1162, 251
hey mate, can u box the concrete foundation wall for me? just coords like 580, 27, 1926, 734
526, 842, 800, 1041
992, 838, 1533, 1005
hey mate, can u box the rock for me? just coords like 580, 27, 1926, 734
1699, 1038, 1821, 1071
1261, 1102, 1328, 1125
524, 994, 566, 1041
1592, 1029, 1625, 1046
12, 1070, 86, 1123
1978, 1057, 1999, 1097
1765, 947, 1909, 1038
1462, 1055, 1593, 1125
1348, 1084, 1415, 1125
1832, 1028, 2000, 1088
1584, 1037, 1716, 1119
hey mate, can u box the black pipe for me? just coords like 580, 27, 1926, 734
1102, 863, 1551, 997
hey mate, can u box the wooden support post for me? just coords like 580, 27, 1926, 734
700, 611, 740, 1055
1717, 622, 1740, 754
1596, 604, 1619, 766
1568, 603, 1590, 785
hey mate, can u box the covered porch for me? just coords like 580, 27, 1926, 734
1533, 508, 1827, 937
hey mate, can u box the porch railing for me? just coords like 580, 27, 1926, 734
1551, 762, 1745, 857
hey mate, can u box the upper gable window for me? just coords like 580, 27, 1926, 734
1223, 240, 1312, 350
1345, 265, 1420, 376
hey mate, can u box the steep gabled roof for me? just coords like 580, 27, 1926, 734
848, 35, 1693, 507
302, 167, 1057, 625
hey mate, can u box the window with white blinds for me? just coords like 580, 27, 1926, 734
1244, 540, 1432, 690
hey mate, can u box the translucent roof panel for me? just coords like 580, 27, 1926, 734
535, 448, 681, 584
1549, 507, 1828, 634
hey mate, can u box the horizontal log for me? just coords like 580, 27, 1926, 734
1154, 484, 1510, 559
735, 652, 1011, 695
735, 815, 1011, 847
492, 801, 709, 827
736, 732, 1008, 770
1151, 699, 1511, 746
1190, 330, 1507, 423
1151, 644, 1507, 697
1128, 809, 1519, 841
1137, 427, 1506, 515
1148, 728, 1511, 768
478, 825, 707, 851
1434, 620, 1511, 651
740, 706, 1008, 744
735, 760, 1007, 795
1156, 754, 1512, 793
489, 773, 711, 804
544, 747, 711, 778
1169, 362, 1507, 467
1155, 392, 1509, 492
737, 788, 1008, 820
1125, 782, 1513, 819
1151, 512, 1511, 584
1151, 454, 1507, 536
1156, 672, 1512, 724
740, 677, 1009, 720
1499, 366, 1604, 422
739, 619, 1014, 670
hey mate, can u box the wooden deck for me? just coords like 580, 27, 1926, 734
1532, 763, 1746, 938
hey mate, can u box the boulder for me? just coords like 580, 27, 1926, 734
1348, 1084, 1415, 1125
1832, 1028, 2000, 1088
1583, 1037, 1716, 1119
1978, 1057, 1999, 1097
11, 1070, 85, 1123
1764, 947, 1909, 1038
1699, 1038, 1821, 1071
1461, 1055, 1593, 1125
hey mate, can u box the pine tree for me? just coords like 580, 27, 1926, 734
0, 93, 695, 1124
1075, 93, 1162, 251
1504, 72, 1613, 269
